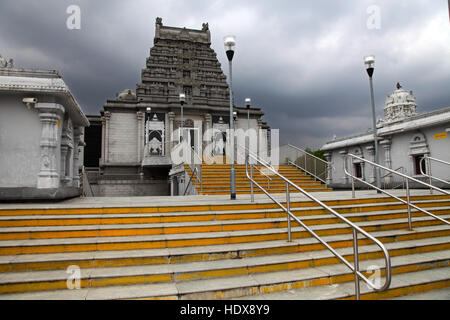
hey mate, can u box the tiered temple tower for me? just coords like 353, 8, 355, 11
94, 18, 268, 196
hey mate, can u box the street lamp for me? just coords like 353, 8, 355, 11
364, 55, 381, 192
179, 93, 185, 142
245, 98, 251, 130
224, 35, 236, 200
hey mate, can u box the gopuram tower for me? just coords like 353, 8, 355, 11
94, 18, 268, 196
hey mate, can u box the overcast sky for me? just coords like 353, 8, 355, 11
1, 0, 449, 149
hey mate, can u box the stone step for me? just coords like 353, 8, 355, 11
0, 206, 448, 241
1, 201, 448, 229
0, 229, 448, 273
1, 247, 448, 298
237, 264, 450, 301
0, 215, 448, 255
1, 194, 447, 216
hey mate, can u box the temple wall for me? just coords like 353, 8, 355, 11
0, 95, 42, 187
108, 112, 139, 163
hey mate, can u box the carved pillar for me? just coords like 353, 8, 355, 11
168, 112, 175, 152
104, 111, 111, 164
204, 113, 212, 150
72, 127, 82, 188
100, 115, 106, 166
137, 111, 145, 162
380, 138, 392, 185
324, 152, 332, 186
339, 150, 348, 184
36, 103, 65, 189
60, 118, 74, 186
257, 119, 263, 158
365, 145, 375, 183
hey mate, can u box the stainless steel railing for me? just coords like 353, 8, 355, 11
245, 151, 391, 300
187, 146, 203, 193
344, 154, 450, 230
184, 166, 199, 196
420, 156, 450, 193
286, 144, 331, 186
369, 166, 407, 190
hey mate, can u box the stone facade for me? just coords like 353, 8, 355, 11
0, 65, 89, 200
321, 84, 450, 189
91, 18, 269, 197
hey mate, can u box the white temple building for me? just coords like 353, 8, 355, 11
0, 57, 89, 200
321, 83, 450, 189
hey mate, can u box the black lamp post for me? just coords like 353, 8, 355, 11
224, 35, 236, 200
179, 93, 185, 142
364, 55, 381, 192
245, 98, 251, 130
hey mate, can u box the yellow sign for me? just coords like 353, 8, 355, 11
434, 132, 448, 140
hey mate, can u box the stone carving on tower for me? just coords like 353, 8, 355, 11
0, 55, 14, 68
383, 83, 418, 124
136, 17, 229, 106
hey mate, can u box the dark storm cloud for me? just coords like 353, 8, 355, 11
1, 0, 449, 149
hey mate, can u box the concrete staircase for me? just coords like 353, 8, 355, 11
185, 164, 332, 195
0, 191, 449, 300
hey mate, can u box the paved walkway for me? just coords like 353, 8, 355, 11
0, 189, 440, 210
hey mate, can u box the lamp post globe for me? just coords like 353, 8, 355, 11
224, 35, 236, 200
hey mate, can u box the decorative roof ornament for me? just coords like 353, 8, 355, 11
383, 83, 418, 124
0, 55, 14, 68
116, 89, 137, 101
202, 23, 209, 31
156, 17, 162, 26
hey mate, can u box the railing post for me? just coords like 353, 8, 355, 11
351, 157, 355, 199
250, 163, 254, 203
406, 179, 412, 231
353, 228, 360, 300
314, 158, 317, 182
427, 157, 433, 195
286, 182, 291, 242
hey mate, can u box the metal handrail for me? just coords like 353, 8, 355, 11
369, 166, 407, 190
245, 151, 391, 300
344, 154, 450, 230
189, 146, 203, 192
183, 166, 198, 196
420, 156, 450, 193
236, 143, 274, 190
287, 144, 331, 186
288, 160, 326, 185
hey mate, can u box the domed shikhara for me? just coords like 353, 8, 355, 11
116, 89, 137, 101
384, 82, 418, 124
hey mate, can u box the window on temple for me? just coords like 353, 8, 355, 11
353, 163, 363, 178
183, 86, 192, 97
414, 154, 427, 175
183, 70, 191, 78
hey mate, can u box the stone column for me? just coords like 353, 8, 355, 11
365, 145, 375, 183
324, 152, 332, 186
380, 139, 392, 185
204, 113, 212, 151
104, 111, 111, 164
168, 112, 175, 152
36, 103, 65, 189
72, 127, 82, 188
100, 115, 106, 166
257, 119, 263, 158
137, 111, 145, 162
339, 150, 348, 185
